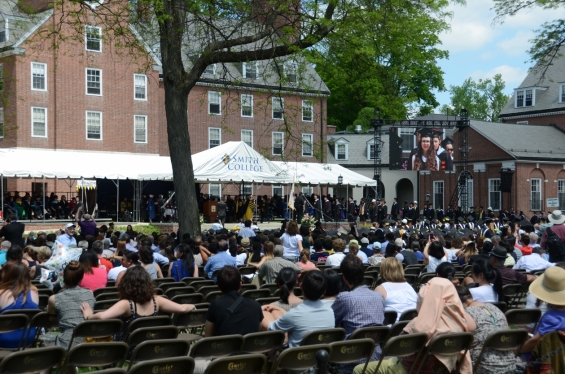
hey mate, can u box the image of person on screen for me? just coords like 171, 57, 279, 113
433, 131, 452, 172
405, 129, 421, 171
441, 138, 454, 171
411, 129, 439, 171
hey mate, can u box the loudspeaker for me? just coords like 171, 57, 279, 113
500, 173, 513, 192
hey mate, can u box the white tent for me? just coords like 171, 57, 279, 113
139, 141, 291, 184
273, 161, 376, 187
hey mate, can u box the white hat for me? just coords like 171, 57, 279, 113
402, 219, 407, 224
65, 223, 76, 229
371, 199, 376, 203
549, 210, 565, 224
361, 238, 370, 244
487, 207, 493, 211
413, 201, 418, 204
373, 242, 382, 249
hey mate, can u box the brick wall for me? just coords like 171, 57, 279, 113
502, 113, 565, 132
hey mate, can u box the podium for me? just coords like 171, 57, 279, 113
203, 201, 218, 223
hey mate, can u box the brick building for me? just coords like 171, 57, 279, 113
0, 1, 329, 202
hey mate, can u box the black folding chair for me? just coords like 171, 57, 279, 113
505, 308, 542, 331
67, 319, 123, 350
242, 331, 285, 354
415, 333, 474, 374
0, 346, 66, 373
473, 329, 528, 374
64, 342, 129, 370
128, 357, 195, 374
129, 339, 190, 369
188, 335, 243, 360
398, 309, 418, 322
383, 311, 397, 325
328, 338, 375, 374
204, 353, 266, 374
300, 328, 346, 346
350, 326, 390, 346
370, 333, 428, 374
269, 344, 331, 374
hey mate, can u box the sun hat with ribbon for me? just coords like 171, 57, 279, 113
529, 266, 565, 306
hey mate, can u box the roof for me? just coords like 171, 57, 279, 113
0, 2, 52, 51
470, 120, 565, 160
499, 46, 565, 118
326, 132, 391, 165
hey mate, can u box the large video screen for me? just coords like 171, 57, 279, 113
389, 128, 454, 171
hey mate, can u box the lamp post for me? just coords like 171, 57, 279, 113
337, 175, 343, 198
426, 192, 430, 204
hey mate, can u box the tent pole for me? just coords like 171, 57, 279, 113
42, 176, 45, 223
0, 174, 3, 221
116, 179, 119, 223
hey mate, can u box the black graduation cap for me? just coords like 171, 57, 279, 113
502, 217, 509, 222
424, 219, 430, 225
467, 215, 474, 222
519, 219, 531, 227
441, 137, 454, 149
458, 216, 464, 222
476, 219, 484, 226
484, 218, 493, 224
433, 229, 444, 237
463, 228, 475, 236
416, 128, 433, 137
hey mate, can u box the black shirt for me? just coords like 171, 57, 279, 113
206, 291, 263, 336
468, 253, 490, 265
311, 251, 330, 262
400, 250, 418, 265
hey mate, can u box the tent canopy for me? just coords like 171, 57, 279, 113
0, 142, 376, 187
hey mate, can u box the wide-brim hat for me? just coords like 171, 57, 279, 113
529, 267, 565, 305
490, 246, 508, 259
548, 210, 565, 224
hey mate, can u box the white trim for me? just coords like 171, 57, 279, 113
85, 111, 103, 140
128, 25, 162, 65
302, 133, 313, 157
134, 115, 148, 143
208, 91, 221, 115
336, 143, 348, 161
284, 61, 298, 83
241, 129, 253, 148
31, 62, 47, 91
242, 61, 259, 79
85, 25, 102, 52
31, 107, 47, 138
85, 68, 102, 96
272, 185, 284, 197
272, 97, 284, 120
194, 81, 330, 98
560, 84, 565, 104
134, 74, 147, 101
241, 94, 253, 118
515, 88, 535, 108
302, 99, 313, 122
209, 183, 222, 198
488, 178, 501, 211
203, 64, 216, 75
272, 131, 284, 155
208, 127, 221, 149
433, 180, 444, 209
531, 178, 542, 211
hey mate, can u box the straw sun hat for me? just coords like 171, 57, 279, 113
529, 267, 565, 306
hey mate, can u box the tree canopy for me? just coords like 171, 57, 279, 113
439, 74, 509, 122
307, 0, 461, 130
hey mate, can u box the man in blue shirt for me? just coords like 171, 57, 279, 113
204, 240, 236, 280
238, 220, 256, 238
0, 241, 10, 266
56, 223, 77, 247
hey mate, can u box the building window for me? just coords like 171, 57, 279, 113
272, 97, 284, 119
302, 100, 313, 122
134, 115, 147, 143
302, 134, 313, 157
302, 186, 314, 195
86, 68, 102, 95
31, 107, 47, 137
209, 127, 221, 148
242, 62, 258, 79
31, 62, 46, 91
367, 143, 382, 160
134, 74, 147, 100
0, 109, 4, 138
86, 111, 102, 140
203, 64, 216, 75
561, 84, 565, 103
241, 94, 253, 117
459, 178, 474, 209
208, 91, 221, 115
285, 62, 298, 83
272, 185, 284, 197
85, 25, 102, 52
516, 121, 529, 125
558, 180, 565, 210
399, 128, 415, 151
336, 143, 348, 160
531, 178, 542, 211
0, 19, 7, 43
209, 184, 222, 199
516, 88, 533, 108
242, 185, 253, 196
272, 132, 284, 155
241, 129, 253, 148
488, 178, 501, 211
0, 63, 3, 92
433, 181, 444, 209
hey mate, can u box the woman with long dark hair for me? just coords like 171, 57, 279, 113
269, 267, 303, 311
78, 250, 107, 291
280, 220, 303, 262
169, 243, 198, 281
468, 260, 502, 302
138, 245, 163, 280
412, 132, 439, 171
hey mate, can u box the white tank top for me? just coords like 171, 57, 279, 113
382, 282, 418, 322
469, 285, 498, 302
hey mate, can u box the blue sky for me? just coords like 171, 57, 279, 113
435, 0, 565, 109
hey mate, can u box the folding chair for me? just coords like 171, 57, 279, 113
505, 309, 542, 331
93, 299, 119, 312
0, 309, 41, 321
416, 273, 435, 289
164, 286, 196, 299
300, 328, 346, 346
473, 329, 528, 374
36, 288, 53, 297
181, 277, 205, 286
370, 333, 428, 374
488, 301, 507, 313
204, 291, 223, 302
93, 287, 118, 297
192, 303, 210, 309
240, 284, 258, 292
415, 333, 474, 374
362, 277, 374, 287
24, 312, 59, 350
317, 265, 333, 271
502, 284, 523, 309
242, 331, 285, 354
383, 311, 397, 325
128, 357, 195, 374
259, 283, 279, 295
126, 326, 179, 347
170, 293, 204, 305
158, 282, 186, 293
205, 353, 266, 374
398, 309, 418, 322
241, 289, 271, 300
67, 319, 123, 350
350, 326, 390, 346
95, 292, 120, 301
174, 309, 208, 342
191, 280, 217, 290
86, 369, 126, 374
0, 314, 29, 354
199, 286, 220, 297
404, 267, 422, 276
106, 280, 116, 287
152, 278, 176, 288
0, 346, 66, 374
255, 297, 280, 306
64, 342, 129, 370
123, 316, 172, 343
238, 267, 257, 277
403, 274, 418, 286
129, 339, 190, 369
37, 295, 49, 310
386, 321, 410, 342
188, 335, 244, 360
269, 344, 331, 374
328, 338, 375, 374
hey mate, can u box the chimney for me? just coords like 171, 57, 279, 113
354, 125, 362, 134
18, 0, 52, 14
252, 0, 301, 41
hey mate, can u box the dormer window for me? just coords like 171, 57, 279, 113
284, 62, 298, 83
515, 88, 534, 108
366, 139, 383, 160
243, 62, 258, 79
331, 138, 349, 161
203, 64, 216, 75
0, 19, 8, 43
560, 84, 565, 103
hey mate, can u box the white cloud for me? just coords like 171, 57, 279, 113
441, 22, 495, 52
470, 65, 528, 87
497, 30, 535, 57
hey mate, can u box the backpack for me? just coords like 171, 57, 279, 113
545, 226, 565, 262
